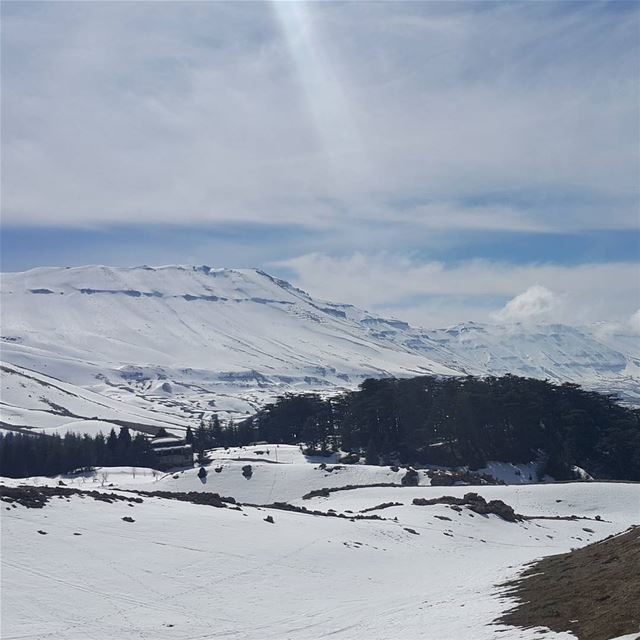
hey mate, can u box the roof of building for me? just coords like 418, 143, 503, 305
153, 444, 193, 454
150, 436, 184, 446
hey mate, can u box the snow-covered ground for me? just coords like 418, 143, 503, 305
2, 265, 637, 637
0, 362, 191, 434
2, 265, 638, 438
4, 445, 556, 503
2, 445, 638, 639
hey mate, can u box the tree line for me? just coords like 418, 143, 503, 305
2, 376, 639, 480
189, 414, 254, 459
244, 375, 640, 480
0, 427, 157, 478
0, 414, 249, 478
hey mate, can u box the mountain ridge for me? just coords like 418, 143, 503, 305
1, 264, 638, 434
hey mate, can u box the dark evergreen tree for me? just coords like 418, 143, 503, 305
246, 375, 640, 480
106, 428, 118, 465
209, 414, 223, 446
2, 376, 639, 480
117, 427, 132, 464
194, 420, 208, 456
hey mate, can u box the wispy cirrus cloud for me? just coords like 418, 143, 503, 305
2, 1, 638, 232
2, 2, 638, 328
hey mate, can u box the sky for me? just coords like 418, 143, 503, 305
2, 1, 639, 329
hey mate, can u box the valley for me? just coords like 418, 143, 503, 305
2, 446, 638, 640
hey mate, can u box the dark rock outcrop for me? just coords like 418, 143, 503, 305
401, 468, 420, 486
412, 492, 521, 522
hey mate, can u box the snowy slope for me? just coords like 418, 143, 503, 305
2, 470, 638, 640
1, 266, 461, 430
414, 322, 640, 402
1, 265, 458, 380
0, 363, 190, 434
1, 265, 638, 434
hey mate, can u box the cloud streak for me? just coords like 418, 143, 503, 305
275, 252, 639, 328
2, 2, 637, 329
2, 2, 638, 231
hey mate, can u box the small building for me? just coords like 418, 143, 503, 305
149, 433, 193, 469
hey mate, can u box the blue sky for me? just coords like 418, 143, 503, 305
2, 1, 638, 327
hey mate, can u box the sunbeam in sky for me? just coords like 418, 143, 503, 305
1, 0, 638, 328
270, 1, 368, 192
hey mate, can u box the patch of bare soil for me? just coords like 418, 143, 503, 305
359, 501, 403, 513
302, 483, 399, 499
134, 489, 239, 509
496, 526, 640, 640
259, 501, 386, 521
0, 484, 143, 508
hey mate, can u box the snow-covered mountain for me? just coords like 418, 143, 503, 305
391, 321, 639, 391
1, 265, 638, 433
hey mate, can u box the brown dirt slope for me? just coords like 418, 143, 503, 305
496, 526, 640, 640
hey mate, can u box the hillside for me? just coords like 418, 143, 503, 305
0, 265, 458, 432
2, 456, 638, 640
248, 376, 640, 481
1, 265, 638, 435
498, 526, 640, 640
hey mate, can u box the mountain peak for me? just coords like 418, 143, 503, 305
1, 263, 638, 437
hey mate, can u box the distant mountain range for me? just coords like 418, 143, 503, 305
1, 265, 638, 434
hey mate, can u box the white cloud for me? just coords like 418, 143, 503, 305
492, 285, 558, 322
275, 252, 640, 328
3, 3, 636, 329
1, 2, 638, 230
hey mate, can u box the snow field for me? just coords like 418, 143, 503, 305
2, 453, 638, 640
3, 265, 639, 438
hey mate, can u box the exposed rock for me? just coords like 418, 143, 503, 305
303, 488, 331, 499
360, 501, 403, 513
401, 468, 420, 486
263, 502, 385, 521
428, 472, 456, 486
302, 483, 399, 500
412, 492, 521, 522
472, 499, 519, 522
0, 485, 143, 509
136, 489, 237, 509
426, 469, 504, 486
